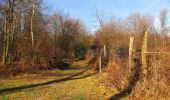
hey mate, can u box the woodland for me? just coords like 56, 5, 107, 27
0, 0, 169, 99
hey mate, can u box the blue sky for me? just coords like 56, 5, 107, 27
43, 0, 170, 32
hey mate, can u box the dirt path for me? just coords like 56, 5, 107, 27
0, 61, 116, 100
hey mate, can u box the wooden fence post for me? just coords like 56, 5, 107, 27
129, 37, 134, 75
141, 31, 148, 78
104, 45, 106, 58
99, 56, 102, 73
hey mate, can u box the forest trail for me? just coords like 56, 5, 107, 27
0, 60, 117, 100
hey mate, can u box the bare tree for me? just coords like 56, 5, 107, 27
1, 0, 16, 64
127, 13, 153, 35
160, 8, 168, 48
30, 3, 35, 49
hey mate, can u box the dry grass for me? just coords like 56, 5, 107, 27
0, 60, 117, 100
130, 56, 170, 99
105, 58, 128, 91
101, 54, 170, 99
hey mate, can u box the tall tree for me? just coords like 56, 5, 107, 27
160, 8, 168, 48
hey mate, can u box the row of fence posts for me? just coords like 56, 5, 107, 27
98, 33, 147, 74
99, 31, 169, 77
129, 31, 170, 81
98, 31, 149, 77
128, 31, 149, 79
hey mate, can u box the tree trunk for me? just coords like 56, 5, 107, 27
31, 3, 35, 49
2, 15, 7, 65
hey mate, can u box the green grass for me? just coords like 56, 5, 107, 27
0, 60, 116, 100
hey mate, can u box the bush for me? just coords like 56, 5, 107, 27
74, 43, 88, 60
117, 46, 128, 58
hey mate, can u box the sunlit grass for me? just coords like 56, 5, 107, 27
0, 60, 116, 100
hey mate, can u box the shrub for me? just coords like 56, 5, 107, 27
117, 46, 128, 58
74, 43, 88, 60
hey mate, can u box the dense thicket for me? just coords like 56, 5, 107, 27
0, 0, 90, 73
94, 11, 170, 99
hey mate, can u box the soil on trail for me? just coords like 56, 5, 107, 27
0, 60, 117, 100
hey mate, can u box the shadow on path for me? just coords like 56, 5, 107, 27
109, 59, 141, 100
0, 66, 96, 94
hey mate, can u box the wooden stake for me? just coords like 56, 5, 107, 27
129, 37, 134, 75
99, 56, 102, 73
141, 31, 148, 77
103, 45, 106, 58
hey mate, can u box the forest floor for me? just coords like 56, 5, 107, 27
0, 60, 119, 100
